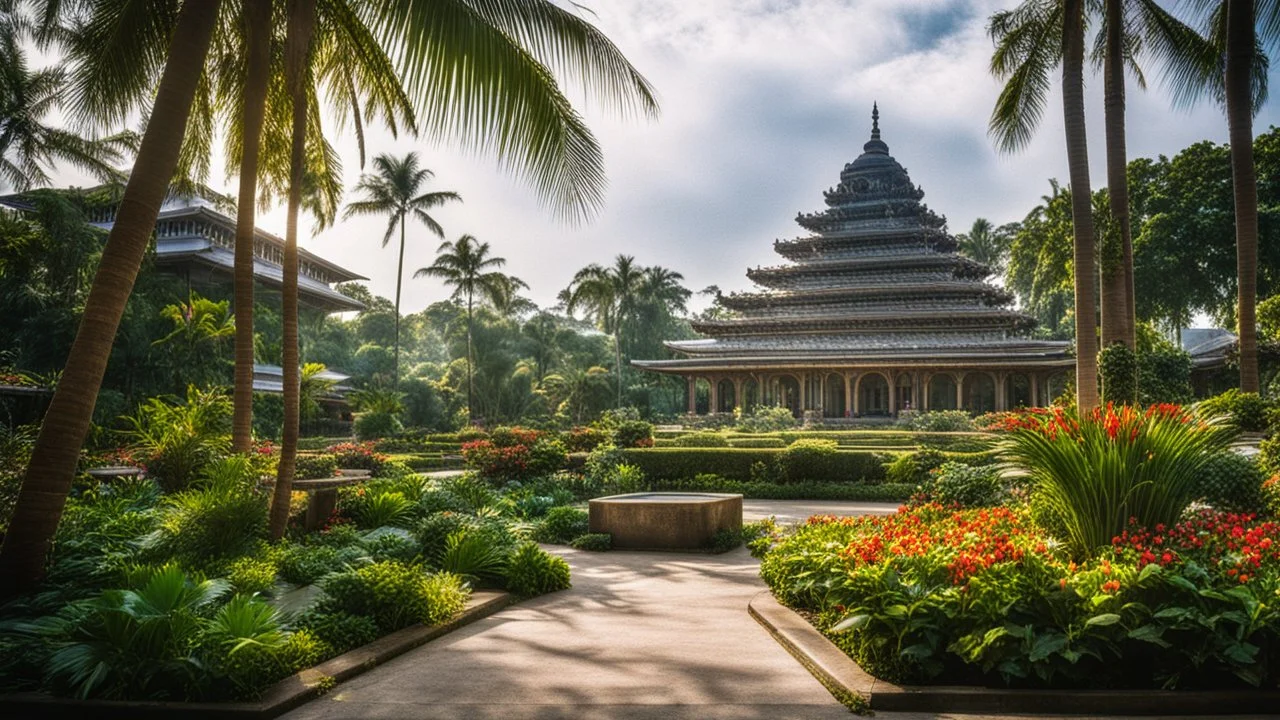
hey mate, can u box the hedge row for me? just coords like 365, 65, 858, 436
619, 448, 889, 483
652, 478, 914, 502
384, 453, 465, 471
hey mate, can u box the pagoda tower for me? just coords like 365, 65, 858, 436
633, 105, 1072, 419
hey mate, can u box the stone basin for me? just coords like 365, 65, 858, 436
588, 492, 743, 550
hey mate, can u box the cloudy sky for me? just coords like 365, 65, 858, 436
48, 0, 1280, 315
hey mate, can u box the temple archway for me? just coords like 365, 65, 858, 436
824, 372, 846, 418
1006, 373, 1032, 408
694, 378, 712, 415
928, 373, 958, 410
858, 372, 890, 416
775, 375, 802, 417
895, 373, 914, 413
962, 372, 996, 414
716, 379, 736, 413
742, 378, 760, 412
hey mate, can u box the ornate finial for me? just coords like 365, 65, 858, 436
871, 102, 880, 141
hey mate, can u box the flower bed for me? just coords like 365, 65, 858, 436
759, 502, 1280, 690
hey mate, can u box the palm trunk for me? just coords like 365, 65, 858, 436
466, 295, 475, 426
393, 214, 405, 390
614, 329, 623, 408
0, 0, 221, 595
1101, 0, 1135, 353
1063, 0, 1099, 411
232, 0, 273, 453
269, 0, 317, 541
1227, 0, 1260, 393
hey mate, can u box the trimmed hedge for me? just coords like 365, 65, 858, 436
652, 478, 914, 502
620, 447, 887, 483
384, 453, 465, 471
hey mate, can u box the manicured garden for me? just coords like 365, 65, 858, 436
755, 398, 1280, 691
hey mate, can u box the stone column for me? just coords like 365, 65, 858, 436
852, 375, 861, 416
709, 377, 719, 414
995, 372, 1007, 411
888, 370, 898, 416
686, 376, 696, 414
955, 373, 964, 411
818, 373, 826, 417
843, 373, 853, 418
733, 377, 744, 412
1030, 374, 1040, 407
799, 372, 808, 411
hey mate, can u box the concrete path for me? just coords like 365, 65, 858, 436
282, 545, 851, 719
743, 498, 898, 524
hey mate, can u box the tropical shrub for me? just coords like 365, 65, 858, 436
564, 426, 609, 453
569, 533, 611, 551
653, 476, 915, 502
350, 489, 414, 529
1138, 345, 1194, 405
505, 542, 571, 596
276, 543, 342, 586
884, 449, 946, 485
436, 530, 508, 586
416, 511, 477, 561
1002, 404, 1231, 556
355, 411, 404, 441
294, 453, 339, 480
612, 420, 655, 448
532, 506, 589, 544
921, 461, 1004, 508
735, 405, 797, 433
149, 457, 269, 564
318, 561, 469, 633
907, 410, 974, 432
671, 432, 730, 448
1098, 342, 1139, 405
461, 436, 567, 480
619, 448, 887, 483
202, 595, 323, 699
760, 505, 1280, 688
775, 439, 839, 483
126, 386, 232, 491
293, 610, 379, 655
225, 555, 278, 596
1193, 452, 1266, 513
360, 526, 422, 564
326, 442, 388, 473
1197, 389, 1271, 433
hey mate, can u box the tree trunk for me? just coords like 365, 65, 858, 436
269, 0, 317, 541
232, 0, 273, 452
1102, 0, 1135, 352
1063, 0, 1100, 410
0, 0, 222, 596
1227, 0, 1260, 393
466, 295, 476, 425
614, 330, 623, 408
393, 214, 405, 390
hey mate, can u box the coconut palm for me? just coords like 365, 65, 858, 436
342, 152, 461, 389
560, 255, 645, 408
415, 235, 521, 424
0, 0, 223, 596
955, 218, 1014, 274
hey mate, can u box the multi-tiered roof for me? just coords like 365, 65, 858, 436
634, 106, 1069, 373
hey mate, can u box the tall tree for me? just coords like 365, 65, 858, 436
269, 0, 319, 541
0, 0, 223, 595
1227, 0, 1261, 391
415, 235, 520, 424
955, 217, 1016, 274
989, 0, 1099, 409
342, 152, 461, 388
560, 255, 644, 408
231, 0, 274, 453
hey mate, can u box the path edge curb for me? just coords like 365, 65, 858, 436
0, 589, 516, 720
748, 590, 1280, 715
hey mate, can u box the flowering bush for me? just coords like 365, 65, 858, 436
326, 441, 388, 473
462, 437, 567, 480
612, 420, 654, 448
1004, 404, 1231, 556
85, 447, 145, 470
761, 505, 1280, 688
564, 426, 609, 453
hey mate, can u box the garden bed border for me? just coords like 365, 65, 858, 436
0, 589, 516, 720
749, 590, 1280, 715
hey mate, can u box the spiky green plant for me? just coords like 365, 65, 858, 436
1003, 404, 1232, 556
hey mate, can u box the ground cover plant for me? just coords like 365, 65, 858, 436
758, 403, 1280, 690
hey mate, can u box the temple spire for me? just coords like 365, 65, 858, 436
871, 102, 880, 141
862, 102, 888, 155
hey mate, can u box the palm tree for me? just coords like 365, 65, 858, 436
269, 0, 319, 541
231, 0, 274, 453
0, 0, 223, 596
1226, 0, 1261, 392
955, 218, 1014, 274
415, 235, 519, 424
990, 0, 1100, 410
560, 255, 645, 408
342, 152, 461, 389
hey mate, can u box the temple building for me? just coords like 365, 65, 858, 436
633, 106, 1074, 418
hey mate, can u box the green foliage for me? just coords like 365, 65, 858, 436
906, 410, 974, 432
654, 477, 915, 502
735, 405, 797, 433
568, 533, 611, 551
436, 530, 509, 586
225, 555, 278, 596
202, 595, 321, 700
1138, 345, 1194, 405
0, 424, 35, 535
351, 490, 414, 529
505, 542, 571, 596
1099, 342, 1139, 405
150, 457, 269, 565
126, 386, 233, 491
775, 439, 839, 483
295, 453, 339, 480
1193, 452, 1266, 513
708, 527, 744, 553
1005, 406, 1231, 556
355, 411, 404, 441
612, 419, 655, 448
293, 610, 379, 656
619, 447, 888, 484
1198, 390, 1271, 433
277, 543, 342, 586
670, 432, 729, 447
415, 511, 477, 562
923, 462, 1004, 508
884, 449, 946, 485
360, 526, 423, 564
532, 506, 589, 544
318, 561, 469, 633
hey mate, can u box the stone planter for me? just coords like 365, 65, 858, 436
588, 492, 742, 550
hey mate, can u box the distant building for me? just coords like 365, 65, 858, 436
633, 106, 1073, 417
